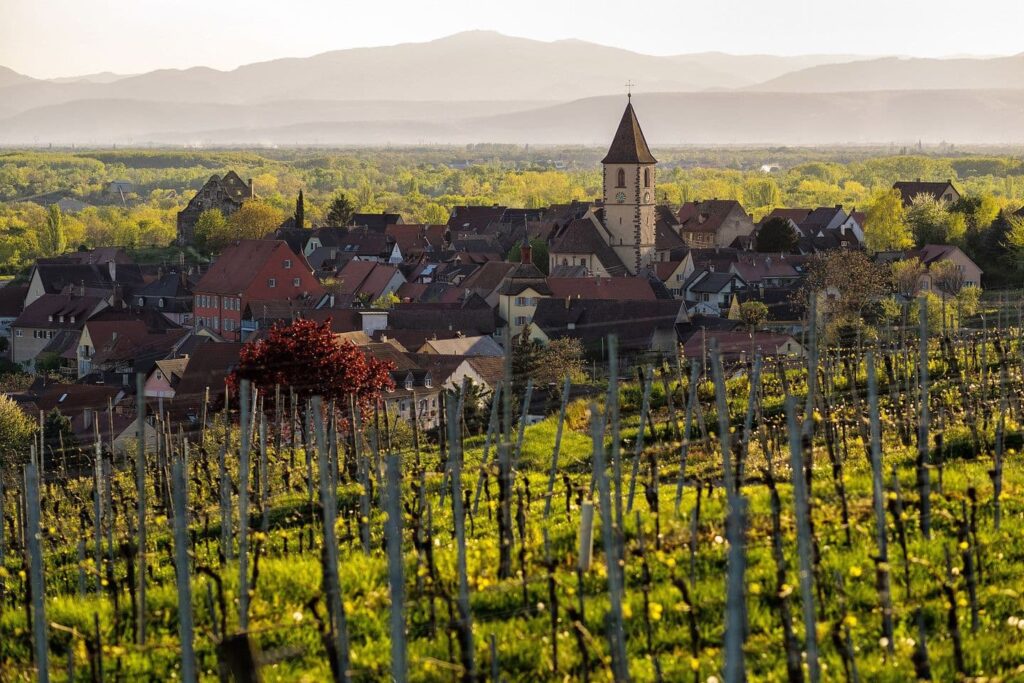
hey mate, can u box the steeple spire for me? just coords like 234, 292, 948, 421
601, 100, 657, 165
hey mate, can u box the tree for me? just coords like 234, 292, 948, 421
193, 208, 229, 251
226, 200, 285, 241
863, 189, 913, 253
231, 318, 395, 419
41, 204, 67, 256
906, 195, 966, 247
891, 258, 925, 300
755, 217, 798, 253
929, 259, 965, 335
0, 394, 35, 465
326, 192, 356, 226
295, 190, 305, 230
739, 301, 769, 331
43, 408, 76, 454
371, 291, 400, 309
802, 250, 889, 328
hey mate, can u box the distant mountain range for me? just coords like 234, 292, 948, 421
2, 31, 1022, 145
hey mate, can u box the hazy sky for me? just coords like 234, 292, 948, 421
3, 0, 1023, 78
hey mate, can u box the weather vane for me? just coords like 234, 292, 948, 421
625, 80, 636, 100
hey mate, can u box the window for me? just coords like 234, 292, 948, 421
212, 296, 218, 308
293, 278, 301, 287
644, 168, 651, 187
213, 317, 219, 330
515, 316, 529, 326
562, 258, 568, 266
158, 298, 165, 308
138, 297, 144, 306
268, 278, 276, 288
15, 329, 21, 337
284, 259, 292, 269
616, 168, 626, 188
224, 319, 233, 331
424, 376, 432, 388
405, 377, 413, 390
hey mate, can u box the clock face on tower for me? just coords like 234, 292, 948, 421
615, 191, 626, 203
644, 191, 651, 203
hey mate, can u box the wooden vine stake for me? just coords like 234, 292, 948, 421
447, 397, 477, 683
173, 441, 197, 683
865, 352, 895, 653
384, 452, 407, 682
25, 461, 49, 683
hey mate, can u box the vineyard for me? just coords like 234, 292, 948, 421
4, 307, 1024, 682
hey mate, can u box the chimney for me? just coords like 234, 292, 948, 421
249, 178, 255, 198
520, 240, 532, 265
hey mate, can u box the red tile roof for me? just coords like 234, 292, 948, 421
547, 276, 656, 301
196, 240, 305, 295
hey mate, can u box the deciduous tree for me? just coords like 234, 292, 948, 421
0, 393, 35, 465
231, 318, 395, 418
227, 200, 285, 241
864, 189, 913, 253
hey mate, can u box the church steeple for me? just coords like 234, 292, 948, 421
601, 98, 657, 275
601, 101, 657, 165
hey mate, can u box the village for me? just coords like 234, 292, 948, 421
0, 100, 1008, 452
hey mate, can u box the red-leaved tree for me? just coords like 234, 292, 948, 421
230, 318, 395, 416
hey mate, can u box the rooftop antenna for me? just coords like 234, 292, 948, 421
624, 80, 636, 101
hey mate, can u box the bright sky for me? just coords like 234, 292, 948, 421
3, 0, 1022, 79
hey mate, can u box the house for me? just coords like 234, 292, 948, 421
363, 340, 443, 429
330, 260, 406, 308
547, 276, 657, 301
548, 215, 628, 277
893, 179, 960, 207
529, 297, 686, 360
76, 314, 189, 381
913, 244, 983, 290
192, 240, 324, 342
131, 268, 194, 326
682, 270, 747, 316
306, 228, 398, 271
447, 205, 509, 233
144, 358, 189, 401
158, 339, 243, 424
176, 171, 254, 244
497, 243, 552, 336
388, 300, 497, 339
30, 382, 157, 455
729, 253, 802, 287
385, 224, 450, 261
677, 200, 756, 249
443, 261, 516, 308
654, 255, 696, 298
25, 261, 145, 308
348, 212, 404, 231
11, 292, 107, 370
681, 330, 803, 363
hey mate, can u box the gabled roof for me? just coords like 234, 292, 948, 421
800, 206, 847, 232
195, 240, 305, 295
13, 292, 105, 329
0, 284, 28, 317
447, 206, 508, 233
389, 302, 497, 336
678, 200, 745, 234
31, 262, 144, 296
729, 254, 801, 282
763, 208, 812, 227
154, 358, 189, 386
419, 335, 504, 357
458, 261, 517, 295
349, 212, 404, 231
532, 297, 682, 353
655, 215, 687, 252
215, 171, 253, 203
601, 101, 657, 165
547, 276, 656, 301
893, 180, 958, 206
688, 271, 745, 294
333, 260, 403, 304
466, 355, 505, 388
549, 218, 628, 276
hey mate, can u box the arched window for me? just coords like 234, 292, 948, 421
644, 168, 651, 187
616, 168, 626, 188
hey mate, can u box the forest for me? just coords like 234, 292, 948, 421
1, 146, 1023, 280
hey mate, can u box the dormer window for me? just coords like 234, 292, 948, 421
616, 168, 626, 188
48, 315, 53, 322
405, 375, 413, 390
424, 375, 432, 388
158, 298, 165, 308
284, 259, 292, 269
69, 315, 75, 323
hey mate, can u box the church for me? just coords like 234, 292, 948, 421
549, 98, 680, 277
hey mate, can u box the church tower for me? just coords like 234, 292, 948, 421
601, 97, 657, 274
